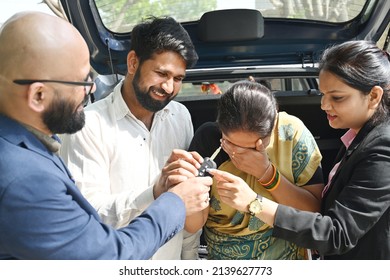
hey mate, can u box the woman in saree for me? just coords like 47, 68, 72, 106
187, 80, 324, 259
206, 41, 390, 260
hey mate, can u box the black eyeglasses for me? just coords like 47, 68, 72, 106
13, 77, 95, 96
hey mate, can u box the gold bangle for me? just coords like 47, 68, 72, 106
258, 162, 272, 182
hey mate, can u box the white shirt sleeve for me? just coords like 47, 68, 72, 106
59, 114, 155, 228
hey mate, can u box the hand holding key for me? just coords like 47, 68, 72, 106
153, 149, 204, 198
169, 176, 212, 216
197, 146, 220, 177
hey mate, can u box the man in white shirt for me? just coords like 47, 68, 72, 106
60, 16, 200, 259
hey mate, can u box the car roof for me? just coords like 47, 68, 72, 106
57, 0, 389, 78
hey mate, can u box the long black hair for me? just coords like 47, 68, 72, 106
319, 40, 390, 125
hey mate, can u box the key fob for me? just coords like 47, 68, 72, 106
198, 157, 217, 177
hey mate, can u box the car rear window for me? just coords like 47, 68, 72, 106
95, 0, 368, 33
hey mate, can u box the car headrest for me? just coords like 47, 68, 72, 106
197, 9, 264, 42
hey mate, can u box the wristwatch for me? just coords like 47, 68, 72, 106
248, 194, 263, 216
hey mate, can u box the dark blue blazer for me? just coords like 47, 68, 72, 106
0, 115, 184, 259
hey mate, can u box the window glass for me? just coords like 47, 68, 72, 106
95, 0, 368, 33
178, 78, 316, 98
377, 23, 389, 51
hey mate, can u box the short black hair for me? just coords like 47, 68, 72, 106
130, 16, 198, 69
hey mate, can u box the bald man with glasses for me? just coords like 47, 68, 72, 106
0, 11, 211, 260
13, 74, 95, 96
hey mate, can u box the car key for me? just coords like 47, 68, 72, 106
198, 146, 221, 177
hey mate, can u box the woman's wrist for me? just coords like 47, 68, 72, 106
258, 161, 272, 183
258, 163, 281, 192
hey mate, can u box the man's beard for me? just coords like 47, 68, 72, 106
42, 93, 87, 134
132, 69, 175, 112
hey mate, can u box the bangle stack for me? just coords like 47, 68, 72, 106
258, 163, 281, 192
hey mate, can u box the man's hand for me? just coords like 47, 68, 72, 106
153, 149, 203, 199
169, 176, 212, 216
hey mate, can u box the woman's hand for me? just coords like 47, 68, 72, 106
208, 168, 278, 226
222, 138, 270, 179
208, 168, 257, 212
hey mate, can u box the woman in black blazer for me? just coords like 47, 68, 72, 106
209, 40, 390, 259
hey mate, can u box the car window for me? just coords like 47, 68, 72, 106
95, 0, 368, 33
378, 22, 390, 51
178, 77, 316, 98
40, 0, 387, 102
